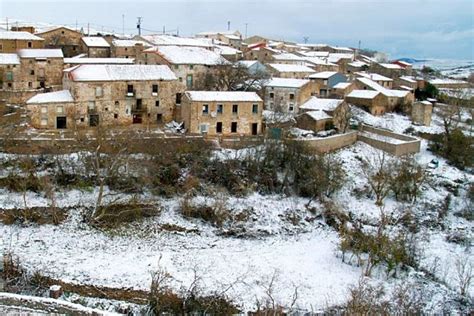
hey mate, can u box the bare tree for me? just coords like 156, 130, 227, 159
361, 151, 394, 206
455, 255, 473, 298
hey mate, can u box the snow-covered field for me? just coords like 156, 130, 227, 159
0, 110, 473, 313
411, 58, 473, 79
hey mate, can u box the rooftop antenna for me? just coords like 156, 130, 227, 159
227, 21, 230, 31
136, 17, 142, 36
303, 36, 309, 44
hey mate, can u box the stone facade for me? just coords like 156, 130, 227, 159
80, 38, 111, 58
295, 112, 332, 132
346, 92, 387, 115
181, 92, 263, 136
111, 40, 150, 60
264, 80, 313, 113
36, 27, 83, 57
0, 32, 44, 53
411, 101, 433, 126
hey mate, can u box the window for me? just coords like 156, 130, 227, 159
6, 72, 13, 81
231, 122, 237, 133
289, 93, 295, 100
186, 74, 193, 89
179, 77, 183, 82
56, 106, 64, 114
217, 104, 223, 114
80, 117, 85, 122
27, 41, 32, 48
155, 100, 160, 107
125, 47, 128, 51
0, 44, 3, 51
323, 79, 328, 85
152, 84, 158, 95
252, 104, 258, 114
40, 118, 48, 126
88, 101, 95, 110
61, 30, 65, 34
216, 122, 222, 133
202, 104, 209, 114
176, 93, 182, 104
41, 106, 48, 114
200, 124, 209, 133
174, 65, 179, 70
105, 107, 109, 111
114, 101, 119, 107
289, 103, 294, 112
127, 84, 134, 95
232, 104, 238, 114
157, 114, 163, 122
269, 92, 274, 99
136, 99, 142, 110
95, 86, 103, 97
28, 82, 32, 88
189, 65, 194, 70
7, 83, 12, 88
30, 70, 35, 75
114, 113, 118, 119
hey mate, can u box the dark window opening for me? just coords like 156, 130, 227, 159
127, 84, 134, 93
176, 93, 182, 104
216, 122, 222, 133
152, 84, 158, 93
136, 99, 142, 110
89, 114, 99, 127
27, 42, 32, 48
269, 92, 274, 99
155, 100, 160, 107
217, 104, 223, 114
30, 70, 35, 75
289, 93, 295, 100
231, 122, 237, 133
252, 104, 258, 114
114, 113, 118, 119
56, 116, 67, 129
157, 113, 163, 122
252, 123, 258, 135
232, 104, 238, 114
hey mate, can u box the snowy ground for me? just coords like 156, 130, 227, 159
0, 110, 473, 313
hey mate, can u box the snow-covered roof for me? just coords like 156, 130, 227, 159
300, 51, 330, 58
420, 100, 432, 105
268, 63, 315, 73
356, 72, 393, 82
68, 64, 177, 81
185, 91, 262, 102
333, 82, 352, 89
308, 71, 339, 79
400, 85, 414, 91
329, 46, 354, 52
0, 53, 20, 65
265, 77, 310, 88
26, 90, 74, 104
356, 77, 408, 97
238, 60, 259, 68
214, 45, 241, 55
400, 76, 417, 83
347, 90, 380, 99
395, 60, 412, 67
81, 37, 110, 47
304, 110, 333, 121
196, 30, 240, 37
0, 31, 44, 41
328, 53, 354, 63
140, 34, 211, 47
348, 61, 368, 68
299, 97, 343, 111
64, 57, 134, 64
379, 63, 402, 69
272, 53, 306, 61
146, 45, 226, 65
111, 39, 151, 47
35, 25, 81, 35
17, 49, 63, 58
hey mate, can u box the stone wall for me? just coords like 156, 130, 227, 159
294, 131, 358, 153
358, 125, 420, 156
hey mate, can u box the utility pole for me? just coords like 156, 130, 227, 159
136, 17, 142, 36
75, 19, 78, 31
303, 36, 309, 44
245, 23, 248, 39
227, 21, 230, 31
163, 25, 165, 34
6, 17, 8, 31
177, 27, 179, 36
87, 22, 90, 36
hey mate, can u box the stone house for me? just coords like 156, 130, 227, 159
346, 90, 387, 115
269, 53, 307, 65
267, 63, 315, 79
26, 90, 76, 129
0, 31, 44, 53
80, 37, 111, 57
391, 60, 413, 75
35, 26, 83, 57
196, 31, 243, 50
263, 77, 313, 113
27, 64, 184, 129
347, 61, 369, 74
213, 45, 243, 62
307, 71, 347, 97
331, 81, 355, 98
298, 97, 350, 131
296, 110, 333, 132
305, 58, 340, 73
354, 77, 414, 111
370, 62, 405, 79
243, 46, 282, 63
139, 45, 227, 89
111, 39, 151, 59
355, 72, 393, 89
180, 91, 263, 136
0, 49, 64, 104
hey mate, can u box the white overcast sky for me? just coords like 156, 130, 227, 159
1, 0, 473, 59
